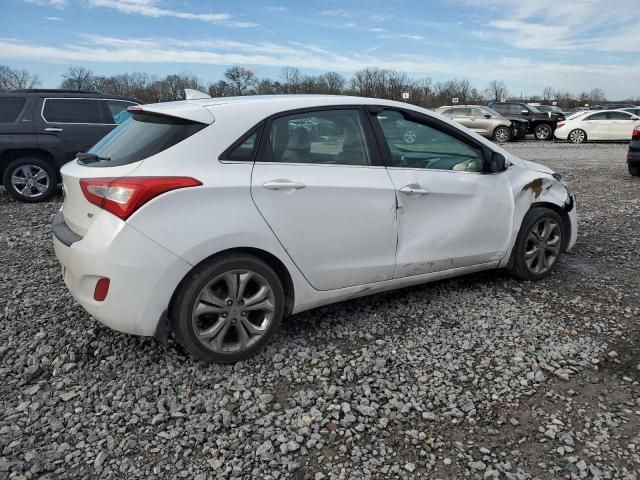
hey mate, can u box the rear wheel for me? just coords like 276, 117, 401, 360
2, 156, 56, 202
508, 208, 564, 281
629, 165, 640, 176
493, 126, 511, 143
170, 253, 284, 363
568, 129, 587, 144
534, 124, 553, 141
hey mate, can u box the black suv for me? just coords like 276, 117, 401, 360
488, 101, 565, 141
0, 89, 139, 202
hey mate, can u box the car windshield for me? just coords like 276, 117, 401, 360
83, 112, 206, 167
527, 105, 542, 113
535, 105, 551, 112
567, 111, 588, 120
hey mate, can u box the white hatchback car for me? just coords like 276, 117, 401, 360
555, 110, 640, 143
53, 93, 577, 363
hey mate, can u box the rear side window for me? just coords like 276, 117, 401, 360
105, 100, 136, 124
585, 112, 607, 121
43, 99, 103, 123
223, 131, 258, 161
607, 111, 632, 120
491, 104, 507, 115
84, 112, 206, 167
0, 97, 27, 123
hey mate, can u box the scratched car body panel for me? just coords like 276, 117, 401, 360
52, 94, 577, 362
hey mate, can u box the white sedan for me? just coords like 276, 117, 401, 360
555, 110, 640, 143
53, 93, 577, 363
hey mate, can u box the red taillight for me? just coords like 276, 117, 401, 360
556, 122, 565, 129
632, 126, 640, 140
79, 177, 202, 220
94, 277, 110, 301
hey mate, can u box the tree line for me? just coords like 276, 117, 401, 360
0, 64, 633, 110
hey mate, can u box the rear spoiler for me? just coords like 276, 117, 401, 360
127, 102, 215, 125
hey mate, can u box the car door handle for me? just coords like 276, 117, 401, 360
399, 185, 430, 195
45, 127, 63, 132
262, 180, 306, 190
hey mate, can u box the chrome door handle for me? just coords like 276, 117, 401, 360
45, 127, 63, 132
262, 180, 306, 190
399, 184, 430, 195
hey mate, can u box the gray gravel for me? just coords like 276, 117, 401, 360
1, 141, 639, 479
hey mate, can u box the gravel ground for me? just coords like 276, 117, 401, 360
1, 141, 639, 480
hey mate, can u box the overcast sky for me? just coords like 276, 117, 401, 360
2, 0, 640, 98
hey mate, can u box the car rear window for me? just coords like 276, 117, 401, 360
0, 97, 27, 123
43, 99, 103, 123
82, 112, 206, 167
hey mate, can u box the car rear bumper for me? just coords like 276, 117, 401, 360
53, 210, 192, 336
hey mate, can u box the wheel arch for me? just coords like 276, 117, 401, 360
0, 149, 58, 181
168, 246, 295, 322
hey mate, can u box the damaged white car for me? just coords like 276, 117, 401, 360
52, 93, 577, 363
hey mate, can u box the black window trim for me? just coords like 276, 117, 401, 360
218, 121, 265, 163
254, 105, 384, 168
365, 105, 501, 174
41, 97, 139, 125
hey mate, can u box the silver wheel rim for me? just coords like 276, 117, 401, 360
536, 126, 551, 140
191, 269, 275, 353
495, 127, 509, 142
404, 130, 417, 143
525, 218, 561, 275
11, 165, 50, 198
569, 130, 585, 143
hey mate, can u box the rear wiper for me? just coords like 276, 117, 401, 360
77, 152, 111, 164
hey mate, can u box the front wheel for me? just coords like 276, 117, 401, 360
508, 208, 564, 281
170, 253, 284, 363
2, 156, 57, 202
493, 126, 511, 143
534, 124, 553, 141
629, 165, 640, 176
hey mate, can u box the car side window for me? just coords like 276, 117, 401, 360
224, 131, 258, 161
471, 108, 486, 117
375, 110, 484, 172
0, 97, 27, 123
455, 108, 472, 116
265, 109, 370, 166
607, 111, 632, 120
585, 112, 607, 121
43, 99, 103, 124
105, 100, 136, 124
492, 104, 507, 115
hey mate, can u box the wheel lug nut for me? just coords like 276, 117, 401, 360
226, 300, 233, 306
241, 312, 247, 317
221, 313, 227, 318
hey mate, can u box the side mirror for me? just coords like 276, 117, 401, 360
483, 114, 491, 119
521, 110, 529, 115
489, 152, 507, 172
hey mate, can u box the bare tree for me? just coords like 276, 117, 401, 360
485, 80, 508, 102
60, 66, 96, 91
280, 66, 302, 94
0, 65, 41, 92
542, 86, 555, 102
223, 66, 257, 96
589, 88, 606, 104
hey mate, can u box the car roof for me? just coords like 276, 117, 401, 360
138, 94, 438, 125
0, 89, 140, 103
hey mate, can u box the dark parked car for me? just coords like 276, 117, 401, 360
488, 101, 565, 141
628, 125, 640, 176
0, 89, 140, 202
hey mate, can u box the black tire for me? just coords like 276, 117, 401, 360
2, 156, 57, 203
568, 129, 587, 144
629, 165, 640, 176
170, 253, 285, 363
534, 124, 553, 141
508, 207, 564, 281
493, 126, 511, 143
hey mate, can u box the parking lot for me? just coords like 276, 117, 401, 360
0, 141, 638, 479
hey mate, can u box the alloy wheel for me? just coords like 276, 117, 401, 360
569, 129, 586, 144
10, 165, 50, 199
535, 125, 552, 140
191, 269, 275, 354
494, 127, 510, 143
524, 218, 561, 275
